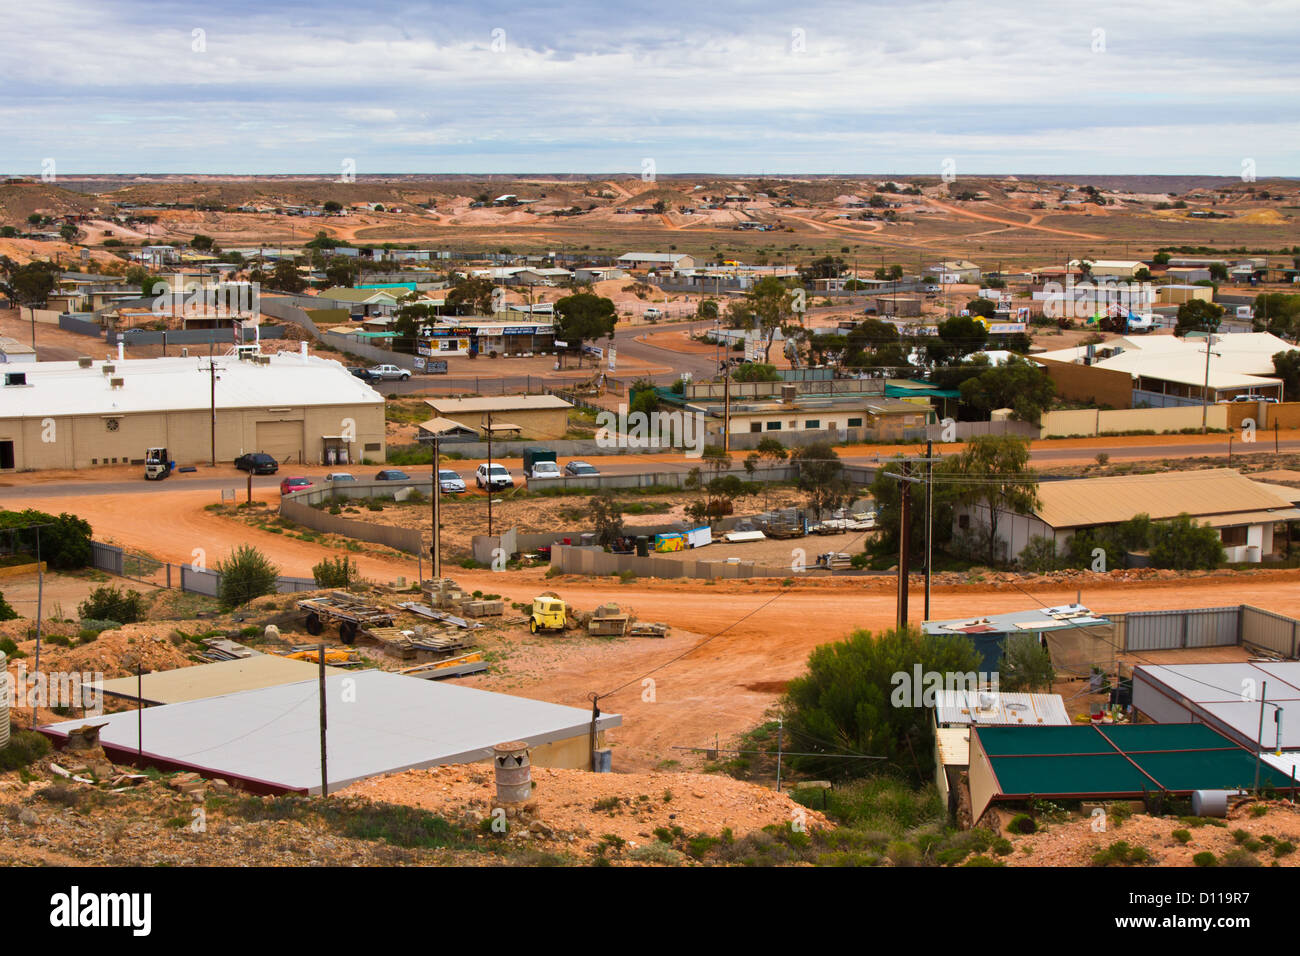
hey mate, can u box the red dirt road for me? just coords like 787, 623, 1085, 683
18, 486, 1300, 770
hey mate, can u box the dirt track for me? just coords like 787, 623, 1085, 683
16, 476, 1300, 770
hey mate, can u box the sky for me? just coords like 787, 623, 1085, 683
2, 0, 1298, 176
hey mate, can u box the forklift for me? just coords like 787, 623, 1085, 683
144, 447, 174, 480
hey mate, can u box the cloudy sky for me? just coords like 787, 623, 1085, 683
2, 0, 1297, 176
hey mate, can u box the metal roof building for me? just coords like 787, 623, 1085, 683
0, 351, 385, 470
1133, 661, 1300, 752
969, 723, 1299, 822
43, 669, 621, 793
933, 690, 1071, 728
923, 605, 1110, 671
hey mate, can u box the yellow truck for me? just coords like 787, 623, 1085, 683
530, 592, 567, 634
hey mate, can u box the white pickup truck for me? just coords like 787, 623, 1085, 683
369, 364, 411, 381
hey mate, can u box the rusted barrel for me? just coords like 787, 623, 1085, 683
493, 741, 531, 803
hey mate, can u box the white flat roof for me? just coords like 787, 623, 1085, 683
0, 353, 383, 419
44, 669, 620, 794
1135, 662, 1300, 751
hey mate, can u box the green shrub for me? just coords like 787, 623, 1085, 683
0, 636, 20, 656
1273, 840, 1294, 857
312, 555, 358, 589
629, 841, 684, 865
78, 585, 144, 625
216, 544, 280, 609
0, 510, 93, 570
1222, 848, 1262, 867
0, 729, 52, 771
1192, 851, 1217, 867
1172, 829, 1192, 844
1008, 813, 1037, 834
1091, 840, 1151, 867
0, 591, 16, 622
961, 855, 1005, 867
77, 618, 122, 636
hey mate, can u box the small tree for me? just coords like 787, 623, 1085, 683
794, 441, 853, 520
216, 545, 280, 609
1149, 514, 1225, 570
312, 555, 358, 589
783, 626, 983, 783
0, 591, 16, 622
948, 436, 1038, 565
999, 633, 1055, 692
589, 492, 625, 548
78, 585, 144, 624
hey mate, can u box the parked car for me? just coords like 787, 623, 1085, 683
347, 366, 379, 381
369, 364, 411, 381
528, 460, 562, 480
279, 476, 313, 495
374, 469, 410, 481
564, 460, 600, 477
644, 307, 664, 320
475, 462, 514, 490
324, 472, 356, 482
438, 469, 466, 494
234, 452, 278, 475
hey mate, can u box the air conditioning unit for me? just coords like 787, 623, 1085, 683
109, 377, 124, 388
102, 364, 115, 375
78, 356, 93, 368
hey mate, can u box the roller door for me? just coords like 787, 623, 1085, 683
255, 420, 303, 464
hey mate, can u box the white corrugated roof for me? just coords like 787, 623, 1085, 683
0, 353, 383, 419
934, 690, 1072, 727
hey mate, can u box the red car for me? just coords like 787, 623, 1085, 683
279, 476, 313, 495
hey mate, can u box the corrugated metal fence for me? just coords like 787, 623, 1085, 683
90, 541, 316, 598
1110, 605, 1300, 658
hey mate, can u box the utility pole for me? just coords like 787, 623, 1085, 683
430, 435, 441, 582
924, 439, 934, 621
1201, 333, 1216, 434
723, 366, 731, 453
318, 644, 329, 797
485, 411, 494, 536
205, 359, 222, 466
897, 461, 911, 629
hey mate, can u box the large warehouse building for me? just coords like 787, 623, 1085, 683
0, 349, 385, 471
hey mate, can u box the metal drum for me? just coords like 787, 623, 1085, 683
493, 741, 531, 803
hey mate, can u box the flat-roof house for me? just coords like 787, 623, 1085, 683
955, 469, 1300, 565
687, 393, 930, 443
617, 252, 696, 272
1072, 259, 1144, 279
0, 337, 37, 364
424, 394, 573, 440
925, 259, 981, 283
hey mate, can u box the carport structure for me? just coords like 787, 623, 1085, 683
968, 723, 1300, 822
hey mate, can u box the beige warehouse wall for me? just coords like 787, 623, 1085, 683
1040, 404, 1227, 437
0, 402, 384, 471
